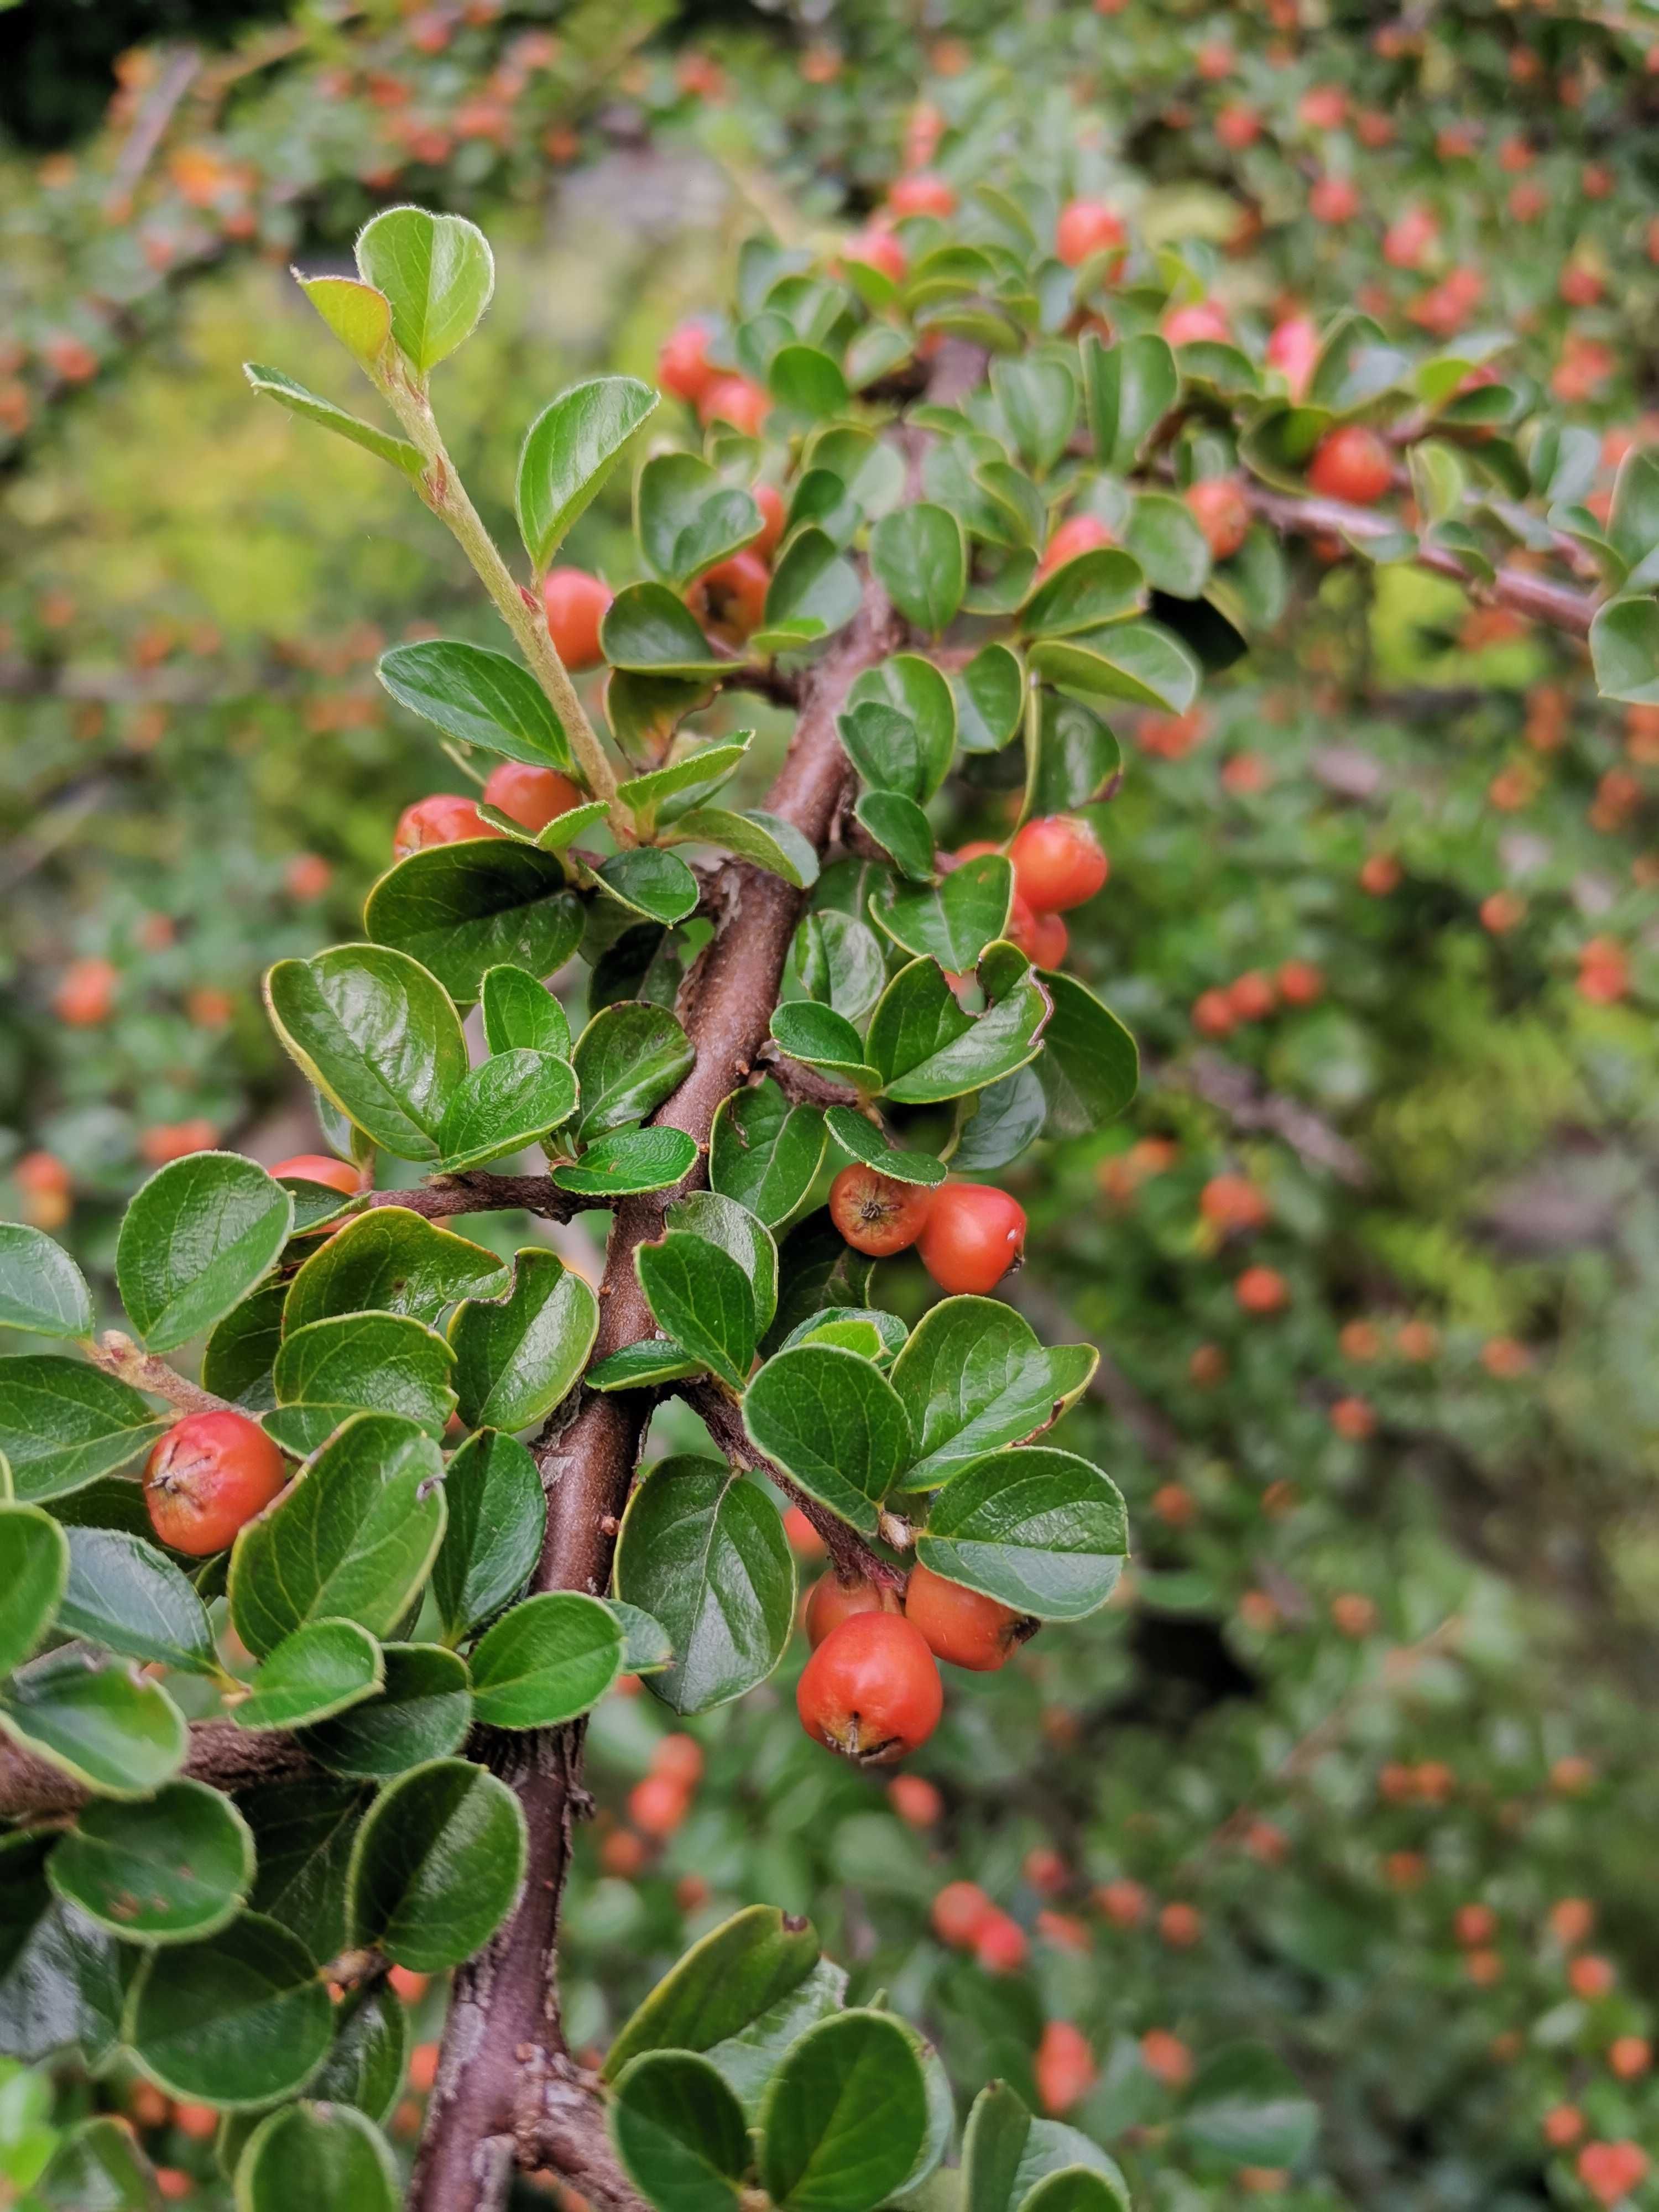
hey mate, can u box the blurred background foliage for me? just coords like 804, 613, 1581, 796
4, 1, 1659, 2206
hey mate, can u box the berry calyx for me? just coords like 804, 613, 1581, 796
1307, 424, 1394, 505
828, 1164, 935, 1256
686, 549, 770, 643
481, 761, 583, 833
1055, 200, 1126, 267
904, 1562, 1029, 1672
796, 1611, 943, 1765
393, 793, 499, 859
1009, 815, 1109, 912
541, 568, 613, 671
144, 1411, 287, 1556
919, 1183, 1027, 1295
270, 1154, 360, 1195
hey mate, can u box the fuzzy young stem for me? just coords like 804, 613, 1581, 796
82, 1332, 231, 1417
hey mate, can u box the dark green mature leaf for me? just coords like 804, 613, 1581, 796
639, 453, 763, 589
916, 1446, 1128, 1618
873, 856, 1013, 970
0, 1838, 124, 2064
952, 1065, 1048, 1172
612, 2051, 750, 2212
1035, 972, 1139, 1134
448, 1249, 598, 1432
743, 1345, 911, 1536
604, 1906, 821, 2082
436, 1050, 580, 1172
956, 644, 1026, 753
0, 1504, 66, 1678
1018, 2168, 1130, 2212
666, 1193, 778, 1334
759, 2009, 929, 2212
964, 2080, 1130, 2212
347, 1757, 526, 1970
469, 1590, 623, 1726
307, 1978, 406, 2121
572, 1002, 695, 1143
1028, 620, 1200, 713
848, 656, 956, 798
1082, 330, 1179, 469
203, 1282, 288, 1413
1178, 2044, 1319, 2167
0, 1227, 92, 1339
615, 1458, 795, 1714
49, 1780, 253, 1944
519, 375, 659, 573
267, 943, 468, 1164
667, 808, 820, 890
125, 1912, 332, 2106
1027, 695, 1119, 815
269, 1311, 455, 1457
228, 1413, 446, 1660
868, 956, 1049, 1104
431, 1428, 544, 1643
599, 1603, 669, 1678
791, 912, 886, 1025
587, 1339, 702, 1391
354, 205, 493, 373
597, 847, 702, 927
283, 1208, 507, 1332
0, 1652, 186, 1799
59, 1526, 217, 1675
637, 1233, 757, 1392
763, 1212, 875, 1356
703, 1957, 848, 2120
554, 1127, 699, 1196
837, 701, 926, 802
0, 1358, 164, 1503
854, 792, 935, 883
1125, 493, 1211, 598
481, 964, 571, 1059
603, 583, 733, 677
822, 1109, 945, 1187
116, 1155, 292, 1354
870, 506, 966, 633
306, 1643, 471, 1778
366, 841, 584, 1005
235, 2103, 399, 2212
762, 526, 862, 639
889, 1299, 1097, 1492
769, 1004, 879, 1094
234, 1620, 384, 1731
242, 366, 422, 476
35, 2112, 159, 2209
243, 1781, 364, 1963
1022, 549, 1145, 639
710, 1083, 825, 1227
992, 356, 1079, 473
1590, 594, 1659, 706
377, 640, 570, 770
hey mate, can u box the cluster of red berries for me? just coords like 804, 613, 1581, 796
828, 1171, 1026, 1295
1191, 959, 1324, 1037
953, 810, 1110, 970
598, 1732, 705, 1876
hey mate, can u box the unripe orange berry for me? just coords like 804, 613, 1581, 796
541, 569, 612, 671
144, 1411, 287, 1556
482, 761, 583, 834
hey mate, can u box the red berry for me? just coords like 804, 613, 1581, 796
1276, 959, 1324, 1004
1234, 1265, 1288, 1315
917, 1183, 1027, 1295
628, 1773, 690, 1837
55, 955, 118, 1027
1140, 2027, 1193, 2086
1097, 1877, 1148, 1927
1308, 425, 1394, 505
697, 376, 770, 436
1037, 513, 1114, 578
1159, 1901, 1202, 1948
1266, 315, 1319, 401
270, 1154, 360, 1196
844, 228, 907, 284
686, 549, 769, 644
658, 321, 718, 404
1199, 1175, 1269, 1232
144, 1411, 287, 1556
1543, 2106, 1585, 2150
393, 793, 499, 860
1184, 477, 1250, 561
889, 1773, 942, 1827
541, 568, 613, 671
796, 1612, 943, 1765
932, 1880, 994, 1948
651, 1734, 704, 1788
1308, 174, 1360, 225
1055, 200, 1126, 267
888, 173, 956, 219
805, 1572, 899, 1647
1009, 815, 1108, 912
1162, 300, 1231, 347
482, 761, 583, 833
753, 483, 787, 560
973, 1908, 1028, 1972
904, 1562, 1026, 1672
1035, 2020, 1095, 2114
1008, 898, 1068, 969
782, 1506, 827, 1559
829, 1164, 935, 1257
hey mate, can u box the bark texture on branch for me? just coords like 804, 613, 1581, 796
0, 1718, 314, 1822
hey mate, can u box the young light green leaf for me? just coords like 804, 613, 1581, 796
743, 1345, 912, 1537
431, 1428, 545, 1644
242, 366, 422, 476
354, 205, 494, 374
295, 272, 392, 362
377, 640, 571, 770
0, 1227, 92, 1339
116, 1154, 293, 1354
915, 1446, 1128, 1619
614, 740, 752, 838
467, 1590, 623, 1728
448, 1248, 599, 1432
518, 375, 659, 572
49, 1780, 254, 1945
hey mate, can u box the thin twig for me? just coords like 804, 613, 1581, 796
83, 1332, 231, 1417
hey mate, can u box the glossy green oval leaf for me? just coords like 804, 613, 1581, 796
0, 1357, 165, 1503
759, 2008, 929, 2212
0, 1652, 186, 1800
848, 656, 956, 799
365, 841, 584, 1005
854, 792, 935, 883
665, 1193, 778, 1337
666, 807, 820, 890
636, 1232, 757, 1392
242, 365, 422, 477
614, 1457, 795, 1715
889, 1298, 1098, 1493
1021, 547, 1146, 638
430, 1428, 545, 1645
435, 1049, 580, 1173
264, 945, 468, 1164
305, 1642, 471, 1779
234, 2102, 399, 2212
233, 1620, 384, 1733
743, 1345, 911, 1537
873, 855, 1013, 970
868, 957, 1049, 1104
377, 639, 570, 770
283, 1208, 508, 1333
347, 1756, 526, 1970
604, 1905, 821, 2081
553, 1126, 699, 1196
469, 1590, 623, 1728
915, 1445, 1128, 1619
307, 1977, 407, 2122
821, 1108, 946, 1188
791, 912, 887, 1026
480, 964, 571, 1059
572, 1001, 695, 1144
599, 1599, 672, 1675
769, 1004, 879, 1095
992, 355, 1079, 474
612, 2050, 750, 2212
0, 1504, 67, 1679
59, 1526, 217, 1675
1177, 2042, 1320, 2167
269, 1311, 455, 1459
34, 2112, 159, 2208
1125, 492, 1211, 598
870, 506, 967, 634
638, 453, 763, 589
125, 1912, 332, 2107
615, 740, 752, 838
1028, 619, 1199, 713
241, 1780, 363, 1966
763, 526, 861, 638
955, 644, 1026, 754
602, 583, 733, 677
1590, 593, 1659, 706
449, 1248, 598, 1432
0, 1227, 92, 1339
519, 375, 659, 574
596, 847, 701, 927
354, 205, 493, 374
1082, 331, 1179, 469
116, 1154, 293, 1354
1035, 972, 1139, 1134
587, 1338, 702, 1392
227, 1412, 446, 1660
710, 1082, 825, 1227
1018, 2166, 1131, 2212
49, 1780, 254, 1944
952, 1065, 1048, 1173
1027, 694, 1120, 816
837, 700, 925, 802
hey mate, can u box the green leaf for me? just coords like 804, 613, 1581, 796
964, 2082, 1131, 2212
1590, 594, 1659, 706
1035, 972, 1139, 1135
703, 1957, 848, 2120
612, 2051, 750, 2212
763, 528, 862, 639
0, 1504, 66, 1678
305, 1643, 471, 1779
600, 1599, 672, 1674
35, 2114, 158, 2209
519, 375, 659, 573
603, 583, 734, 677
241, 365, 421, 477
116, 1154, 293, 1354
377, 639, 570, 773
743, 1345, 911, 1536
759, 2009, 930, 2212
554, 1126, 698, 1196
1021, 549, 1146, 639
449, 1248, 598, 1431
955, 644, 1026, 754
822, 1109, 946, 1187
637, 1232, 757, 1391
770, 1003, 880, 1094
1027, 620, 1199, 713
49, 1780, 253, 1944
430, 1428, 545, 1644
615, 740, 752, 838
469, 1590, 622, 1727
125, 1913, 332, 2106
234, 2103, 399, 2212
0, 1651, 186, 1799
227, 1412, 446, 1660
296, 272, 391, 363
436, 1050, 580, 1173
764, 1212, 875, 1357
870, 506, 967, 633
868, 956, 1049, 1104
638, 453, 763, 589
269, 1311, 455, 1458
667, 808, 821, 890
354, 205, 494, 374
854, 792, 935, 883
366, 842, 584, 1005
1178, 2044, 1319, 2167
0, 1228, 92, 1339
915, 1445, 1128, 1619
604, 1905, 821, 2081
952, 1065, 1048, 1172
596, 848, 701, 927
59, 1526, 216, 1675
791, 912, 886, 1025
710, 1083, 826, 1227
889, 1299, 1097, 1493
1027, 695, 1119, 815
0, 1358, 163, 1503
307, 1978, 406, 2121
243, 1782, 363, 1963
770, 343, 849, 420
1124, 493, 1211, 598
1082, 331, 1178, 469
572, 1001, 695, 1143
480, 965, 571, 1059
848, 656, 956, 798
614, 1457, 795, 1714
347, 1756, 525, 1970
992, 356, 1079, 473
587, 1338, 702, 1392
1018, 2168, 1131, 2212
0, 1839, 125, 2064
874, 856, 1013, 971
283, 1208, 508, 1332
837, 701, 926, 802
265, 946, 468, 1165
666, 1192, 778, 1334
234, 1620, 384, 1732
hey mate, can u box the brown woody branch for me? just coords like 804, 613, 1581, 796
0, 1717, 313, 1821
359, 1174, 607, 1224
